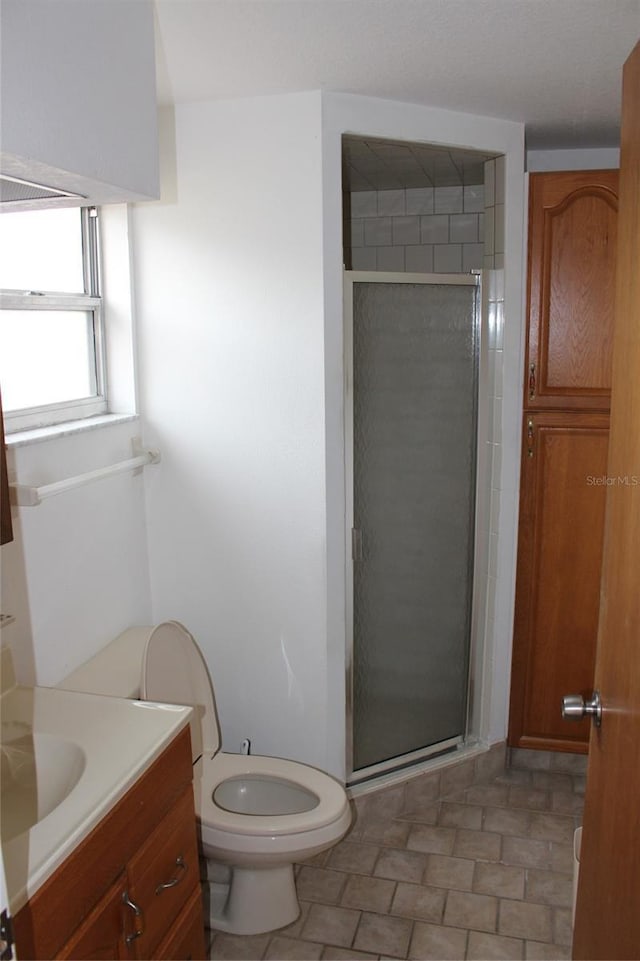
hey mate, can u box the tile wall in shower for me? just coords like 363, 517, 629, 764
349, 185, 485, 273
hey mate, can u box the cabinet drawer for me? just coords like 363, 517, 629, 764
128, 787, 200, 958
154, 885, 206, 961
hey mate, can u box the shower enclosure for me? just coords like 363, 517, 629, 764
345, 271, 482, 781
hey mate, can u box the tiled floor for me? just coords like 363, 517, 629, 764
208, 756, 584, 960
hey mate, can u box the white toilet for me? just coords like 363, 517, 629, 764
137, 620, 352, 935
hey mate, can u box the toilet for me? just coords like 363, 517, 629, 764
137, 621, 352, 935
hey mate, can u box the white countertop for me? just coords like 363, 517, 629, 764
1, 685, 192, 914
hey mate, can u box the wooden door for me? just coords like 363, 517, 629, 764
526, 170, 618, 410
508, 412, 609, 751
572, 39, 640, 959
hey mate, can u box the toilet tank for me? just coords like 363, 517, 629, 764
57, 627, 151, 698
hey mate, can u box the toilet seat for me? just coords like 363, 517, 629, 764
195, 752, 349, 836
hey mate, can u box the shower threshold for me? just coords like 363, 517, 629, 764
348, 734, 463, 787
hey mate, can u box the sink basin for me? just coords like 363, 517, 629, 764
1, 684, 192, 916
1, 724, 86, 841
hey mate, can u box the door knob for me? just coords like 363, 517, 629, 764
562, 690, 602, 727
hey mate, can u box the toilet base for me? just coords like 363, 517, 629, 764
206, 863, 300, 935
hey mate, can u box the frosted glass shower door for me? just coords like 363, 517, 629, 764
348, 276, 479, 774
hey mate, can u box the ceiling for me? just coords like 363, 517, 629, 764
343, 137, 496, 190
153, 0, 640, 150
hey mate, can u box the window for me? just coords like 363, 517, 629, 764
0, 206, 106, 432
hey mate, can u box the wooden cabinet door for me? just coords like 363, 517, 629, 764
526, 170, 618, 411
56, 875, 130, 960
127, 787, 202, 959
154, 886, 206, 961
508, 412, 609, 751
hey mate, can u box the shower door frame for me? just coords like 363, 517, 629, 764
344, 269, 488, 785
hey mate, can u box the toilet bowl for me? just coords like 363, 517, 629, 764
139, 621, 351, 935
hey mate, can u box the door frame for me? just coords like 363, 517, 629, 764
343, 269, 490, 784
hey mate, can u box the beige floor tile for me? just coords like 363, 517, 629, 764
374, 847, 428, 882
209, 933, 270, 960
552, 908, 573, 947
549, 753, 586, 776
525, 939, 571, 960
464, 783, 510, 806
528, 813, 575, 844
510, 749, 553, 772
466, 930, 525, 960
495, 769, 532, 787
507, 787, 551, 811
406, 823, 456, 855
501, 837, 551, 870
474, 744, 507, 784
390, 881, 446, 923
424, 854, 475, 891
301, 850, 332, 868
482, 805, 531, 837
322, 947, 378, 960
264, 935, 324, 959
326, 841, 381, 875
453, 828, 502, 862
301, 903, 361, 948
473, 862, 525, 900
525, 869, 573, 908
550, 792, 585, 816
572, 775, 586, 795
441, 758, 477, 797
409, 921, 468, 959
341, 874, 396, 913
398, 803, 441, 825
444, 889, 498, 934
359, 784, 406, 821
404, 772, 442, 809
548, 843, 574, 874
498, 899, 552, 942
297, 866, 349, 904
530, 772, 574, 793
353, 911, 413, 958
360, 817, 412, 848
277, 900, 312, 938
439, 801, 484, 830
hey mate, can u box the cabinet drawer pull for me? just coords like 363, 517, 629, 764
155, 855, 187, 894
122, 891, 145, 944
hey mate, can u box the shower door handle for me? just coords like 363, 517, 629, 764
352, 528, 363, 561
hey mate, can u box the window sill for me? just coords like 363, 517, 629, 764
6, 413, 139, 449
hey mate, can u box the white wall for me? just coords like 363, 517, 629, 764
0, 0, 159, 203
132, 91, 525, 780
527, 147, 620, 171
133, 94, 330, 769
2, 421, 152, 686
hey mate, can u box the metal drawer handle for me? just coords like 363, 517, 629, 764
122, 891, 145, 944
155, 855, 187, 894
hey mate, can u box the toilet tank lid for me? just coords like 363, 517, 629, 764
57, 627, 151, 698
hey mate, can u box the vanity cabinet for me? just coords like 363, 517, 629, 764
13, 727, 206, 961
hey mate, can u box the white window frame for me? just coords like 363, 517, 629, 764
0, 206, 107, 433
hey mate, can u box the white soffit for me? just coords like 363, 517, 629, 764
154, 0, 640, 148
